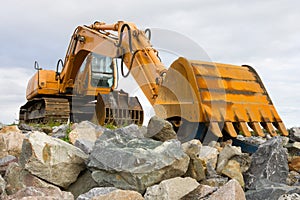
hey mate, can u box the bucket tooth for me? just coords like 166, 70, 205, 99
238, 122, 252, 137
262, 122, 277, 136
274, 122, 288, 136
209, 122, 223, 137
248, 122, 265, 137
224, 122, 238, 138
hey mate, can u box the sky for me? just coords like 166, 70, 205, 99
0, 0, 299, 128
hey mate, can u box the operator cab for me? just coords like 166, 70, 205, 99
75, 52, 116, 96
90, 53, 114, 88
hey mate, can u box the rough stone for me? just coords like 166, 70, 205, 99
0, 125, 25, 158
181, 184, 217, 200
221, 160, 244, 188
286, 142, 300, 156
207, 179, 246, 200
91, 189, 144, 200
69, 121, 105, 145
198, 146, 219, 170
88, 130, 189, 193
278, 193, 300, 200
236, 135, 267, 145
18, 123, 34, 133
245, 180, 300, 200
67, 170, 98, 199
289, 127, 300, 142
182, 140, 206, 181
115, 124, 145, 138
289, 156, 300, 172
0, 174, 5, 195
144, 177, 199, 200
0, 155, 17, 176
287, 171, 300, 186
4, 162, 58, 195
230, 153, 251, 173
216, 144, 241, 173
146, 116, 177, 142
2, 186, 74, 200
74, 139, 95, 154
77, 187, 117, 200
51, 124, 69, 139
19, 131, 88, 188
244, 137, 289, 190
201, 177, 228, 188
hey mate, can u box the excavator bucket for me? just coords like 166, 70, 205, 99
157, 57, 288, 139
96, 90, 144, 126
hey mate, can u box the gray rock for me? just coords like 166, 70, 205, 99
115, 124, 145, 138
77, 187, 117, 200
4, 162, 58, 195
216, 144, 241, 173
0, 155, 17, 176
198, 146, 219, 171
144, 177, 199, 200
51, 124, 69, 139
74, 139, 95, 154
88, 130, 189, 193
236, 135, 267, 145
278, 193, 300, 200
19, 131, 88, 188
0, 174, 5, 195
67, 170, 98, 199
286, 142, 300, 156
207, 179, 246, 200
180, 184, 217, 200
18, 123, 34, 132
182, 140, 206, 181
245, 180, 300, 200
146, 116, 177, 142
244, 137, 289, 190
2, 186, 74, 200
289, 127, 300, 142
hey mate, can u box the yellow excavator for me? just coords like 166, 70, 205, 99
19, 20, 288, 144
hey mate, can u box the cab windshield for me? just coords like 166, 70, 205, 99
90, 53, 114, 88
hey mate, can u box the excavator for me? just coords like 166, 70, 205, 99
19, 20, 288, 144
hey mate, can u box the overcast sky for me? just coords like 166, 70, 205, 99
0, 0, 299, 128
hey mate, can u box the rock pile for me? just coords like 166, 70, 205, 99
0, 118, 299, 199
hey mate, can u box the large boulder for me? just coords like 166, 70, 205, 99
182, 140, 206, 181
87, 130, 189, 193
4, 162, 58, 195
0, 125, 25, 158
207, 179, 246, 200
77, 187, 144, 200
245, 180, 300, 200
69, 121, 106, 145
144, 177, 199, 200
181, 184, 217, 200
221, 160, 244, 188
19, 131, 88, 188
244, 137, 289, 190
146, 116, 177, 142
216, 144, 242, 173
0, 155, 17, 176
67, 170, 98, 199
2, 186, 74, 200
198, 146, 219, 170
